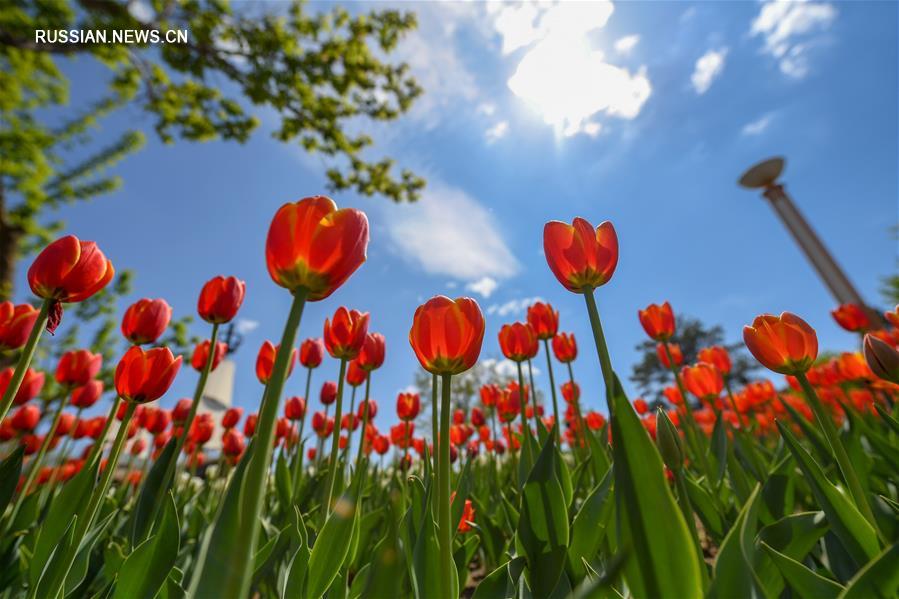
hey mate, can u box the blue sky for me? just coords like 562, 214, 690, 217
13, 1, 898, 434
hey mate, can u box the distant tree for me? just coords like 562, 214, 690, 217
629, 314, 758, 404
0, 0, 424, 299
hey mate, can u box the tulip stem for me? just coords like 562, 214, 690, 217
291, 366, 314, 500
543, 340, 561, 444
795, 371, 883, 541
582, 290, 614, 421
212, 289, 306, 599
438, 373, 455, 599
176, 323, 221, 466
85, 395, 122, 467
0, 299, 49, 424
516, 361, 532, 465
324, 357, 347, 516
662, 344, 711, 479
354, 373, 372, 467
566, 362, 588, 454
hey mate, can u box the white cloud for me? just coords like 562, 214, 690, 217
742, 114, 773, 136
481, 357, 540, 378
492, 1, 650, 137
383, 181, 520, 282
583, 121, 602, 138
235, 319, 259, 335
487, 296, 544, 318
485, 120, 509, 143
691, 48, 728, 94
466, 276, 499, 298
750, 0, 837, 78
614, 34, 640, 55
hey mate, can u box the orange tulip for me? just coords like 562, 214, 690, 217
121, 298, 172, 345
698, 346, 731, 375
526, 301, 559, 340
638, 301, 675, 342
56, 349, 102, 387
831, 303, 871, 333
114, 346, 182, 404
543, 218, 618, 293
633, 398, 649, 415
256, 340, 296, 384
409, 296, 485, 376
863, 334, 899, 384
834, 352, 871, 382
357, 332, 386, 371
191, 340, 227, 372
396, 392, 420, 421
323, 307, 369, 360
1, 368, 44, 406
884, 305, 899, 329
656, 343, 683, 369
27, 235, 114, 304
265, 196, 369, 300
498, 322, 538, 362
299, 338, 325, 368
551, 332, 577, 363
681, 363, 724, 400
0, 302, 40, 350
743, 312, 818, 375
197, 276, 246, 325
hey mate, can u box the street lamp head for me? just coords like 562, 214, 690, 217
738, 157, 785, 189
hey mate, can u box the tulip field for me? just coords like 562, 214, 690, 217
2, 197, 899, 599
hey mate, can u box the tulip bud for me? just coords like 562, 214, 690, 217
863, 334, 899, 384
655, 408, 683, 473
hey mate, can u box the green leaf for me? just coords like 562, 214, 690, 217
129, 437, 178, 547
275, 451, 293, 509
411, 482, 442, 599
472, 557, 526, 599
516, 430, 570, 597
566, 468, 613, 582
0, 445, 24, 516
453, 534, 479, 591
30, 458, 98, 586
709, 484, 765, 599
34, 516, 78, 599
838, 541, 899, 599
113, 492, 180, 599
305, 464, 364, 599
762, 542, 844, 598
283, 507, 310, 598
361, 504, 406, 599
188, 439, 255, 597
683, 474, 725, 540
708, 413, 728, 486
777, 422, 880, 566
607, 373, 703, 598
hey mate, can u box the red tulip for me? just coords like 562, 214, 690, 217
299, 338, 325, 368
346, 360, 367, 387
121, 298, 173, 345
284, 396, 306, 421
358, 332, 386, 371
470, 407, 486, 427
70, 380, 103, 408
543, 218, 618, 293
256, 340, 296, 384
638, 302, 675, 342
884, 305, 899, 329
551, 332, 577, 363
244, 413, 258, 437
11, 404, 40, 432
189, 413, 215, 445
698, 346, 731, 375
222, 407, 242, 429
396, 392, 420, 421
311, 411, 333, 437
172, 399, 192, 424
357, 399, 377, 420
663, 386, 684, 406
320, 381, 338, 405
130, 437, 147, 456
681, 363, 724, 400
390, 422, 414, 447
372, 435, 390, 455
656, 343, 683, 369
409, 296, 485, 376
1, 367, 45, 406
831, 303, 871, 333
633, 398, 649, 415
27, 235, 114, 304
561, 381, 579, 403
114, 346, 182, 404
145, 408, 171, 434
191, 340, 227, 372
585, 411, 605, 431
0, 302, 40, 350
197, 276, 246, 325
743, 312, 818, 375
222, 429, 246, 457
498, 322, 538, 362
265, 196, 369, 300
479, 384, 501, 408
56, 349, 102, 387
527, 301, 559, 340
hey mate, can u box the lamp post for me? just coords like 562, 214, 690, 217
738, 157, 880, 321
